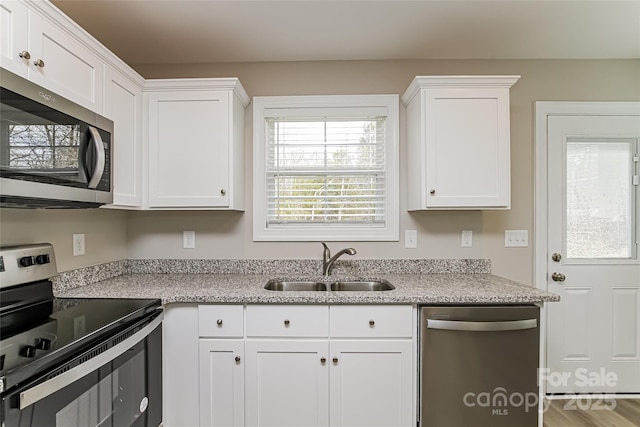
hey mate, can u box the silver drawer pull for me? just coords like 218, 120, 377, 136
369, 320, 375, 326
34, 59, 45, 68
216, 319, 223, 326
235, 356, 241, 363
284, 319, 290, 326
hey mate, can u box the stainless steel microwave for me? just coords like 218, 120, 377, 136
0, 69, 113, 208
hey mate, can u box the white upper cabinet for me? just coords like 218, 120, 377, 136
0, 0, 29, 77
402, 76, 519, 210
27, 11, 104, 113
145, 79, 249, 210
1, 1, 105, 113
103, 65, 144, 208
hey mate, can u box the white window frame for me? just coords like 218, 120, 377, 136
253, 95, 399, 242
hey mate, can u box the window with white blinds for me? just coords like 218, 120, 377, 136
253, 95, 399, 241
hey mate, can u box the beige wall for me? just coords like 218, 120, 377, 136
2, 60, 638, 283
0, 208, 128, 272
128, 59, 640, 285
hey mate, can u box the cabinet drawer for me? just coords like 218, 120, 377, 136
199, 305, 244, 337
330, 305, 413, 338
246, 305, 329, 337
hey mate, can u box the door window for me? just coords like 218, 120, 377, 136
564, 138, 638, 261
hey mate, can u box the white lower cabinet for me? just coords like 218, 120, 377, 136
182, 304, 415, 427
329, 340, 414, 427
199, 340, 245, 427
245, 340, 330, 427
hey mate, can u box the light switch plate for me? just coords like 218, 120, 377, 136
505, 230, 528, 247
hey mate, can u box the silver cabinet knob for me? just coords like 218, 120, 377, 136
320, 357, 326, 364
430, 189, 436, 195
220, 189, 226, 195
216, 319, 223, 326
332, 357, 338, 364
369, 320, 375, 326
34, 59, 45, 68
284, 319, 290, 326
552, 253, 562, 262
551, 272, 566, 282
19, 50, 31, 60
235, 356, 241, 363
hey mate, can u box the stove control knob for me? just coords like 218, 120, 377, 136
36, 338, 51, 350
19, 256, 35, 267
35, 254, 50, 265
20, 345, 37, 358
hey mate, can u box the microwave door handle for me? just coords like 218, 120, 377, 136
87, 126, 106, 189
426, 318, 538, 332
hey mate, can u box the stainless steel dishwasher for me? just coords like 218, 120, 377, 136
419, 305, 540, 427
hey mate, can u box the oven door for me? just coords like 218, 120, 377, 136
1, 313, 162, 427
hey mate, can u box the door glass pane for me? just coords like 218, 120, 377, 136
565, 139, 634, 259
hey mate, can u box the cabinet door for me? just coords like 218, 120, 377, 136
28, 11, 104, 112
0, 0, 29, 77
147, 90, 230, 208
199, 339, 245, 427
245, 340, 329, 427
424, 88, 510, 208
104, 66, 143, 207
329, 340, 414, 427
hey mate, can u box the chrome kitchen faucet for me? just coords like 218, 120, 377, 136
321, 242, 356, 276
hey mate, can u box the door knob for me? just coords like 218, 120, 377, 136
552, 253, 562, 262
551, 272, 566, 282
19, 50, 31, 60
34, 59, 45, 68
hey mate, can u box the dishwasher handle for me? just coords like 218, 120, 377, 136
426, 318, 537, 332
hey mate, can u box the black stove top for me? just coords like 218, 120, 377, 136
0, 244, 161, 394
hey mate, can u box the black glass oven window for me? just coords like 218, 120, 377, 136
55, 352, 146, 427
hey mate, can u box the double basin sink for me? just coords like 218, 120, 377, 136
264, 279, 395, 292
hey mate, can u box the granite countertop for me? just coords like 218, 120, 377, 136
56, 272, 560, 305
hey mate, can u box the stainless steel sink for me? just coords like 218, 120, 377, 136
330, 280, 395, 291
264, 279, 395, 291
264, 280, 327, 291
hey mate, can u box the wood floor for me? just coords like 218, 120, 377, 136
543, 398, 640, 427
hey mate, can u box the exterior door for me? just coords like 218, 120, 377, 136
544, 110, 640, 394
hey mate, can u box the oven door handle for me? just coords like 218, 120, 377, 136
426, 318, 537, 332
19, 312, 163, 410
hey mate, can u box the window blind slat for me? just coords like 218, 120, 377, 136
266, 115, 387, 226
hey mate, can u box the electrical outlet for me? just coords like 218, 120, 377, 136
461, 230, 473, 247
183, 231, 195, 249
505, 230, 528, 247
405, 230, 417, 249
72, 233, 85, 256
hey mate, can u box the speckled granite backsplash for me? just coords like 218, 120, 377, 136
53, 258, 490, 293
53, 260, 128, 293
